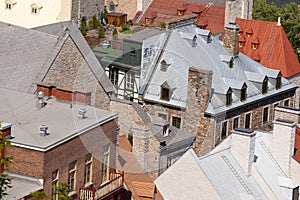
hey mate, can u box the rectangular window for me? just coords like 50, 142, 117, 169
109, 67, 118, 86
84, 153, 92, 184
245, 112, 251, 129
101, 145, 110, 183
32, 7, 37, 14
293, 186, 299, 200
167, 155, 172, 168
284, 99, 289, 106
233, 117, 239, 129
172, 116, 181, 129
240, 87, 247, 101
52, 169, 59, 200
68, 161, 76, 191
221, 121, 228, 139
262, 80, 268, 94
276, 75, 282, 89
158, 113, 167, 120
263, 106, 269, 123
126, 72, 134, 90
226, 91, 232, 106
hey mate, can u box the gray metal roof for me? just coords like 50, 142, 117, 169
5, 173, 43, 200
0, 22, 62, 93
142, 24, 297, 115
34, 21, 115, 93
0, 88, 117, 151
124, 28, 166, 44
156, 129, 300, 199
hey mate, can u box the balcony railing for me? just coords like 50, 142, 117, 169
79, 171, 124, 200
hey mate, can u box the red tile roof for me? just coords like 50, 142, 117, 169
236, 18, 300, 78
138, 0, 225, 34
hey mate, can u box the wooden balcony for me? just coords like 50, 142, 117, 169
79, 171, 124, 200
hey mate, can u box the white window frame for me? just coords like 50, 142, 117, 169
273, 102, 280, 120
221, 120, 228, 139
262, 105, 269, 125
171, 115, 182, 129
68, 161, 77, 191
125, 72, 135, 90
244, 111, 252, 129
232, 116, 240, 130
84, 153, 93, 185
52, 169, 59, 200
157, 112, 168, 121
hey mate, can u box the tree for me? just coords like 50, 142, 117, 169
53, 183, 72, 200
29, 190, 51, 200
88, 14, 100, 29
98, 24, 105, 38
80, 16, 87, 36
253, 0, 279, 21
112, 28, 118, 40
0, 131, 13, 198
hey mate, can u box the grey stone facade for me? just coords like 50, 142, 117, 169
71, 0, 105, 22
225, 0, 253, 24
223, 23, 239, 57
43, 37, 111, 110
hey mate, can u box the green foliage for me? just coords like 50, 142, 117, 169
128, 133, 133, 146
253, 0, 300, 59
88, 14, 100, 29
80, 16, 87, 36
98, 24, 105, 38
53, 183, 72, 200
112, 28, 118, 40
103, 7, 108, 23
160, 21, 166, 29
120, 23, 130, 32
29, 190, 51, 200
0, 131, 13, 199
127, 20, 133, 26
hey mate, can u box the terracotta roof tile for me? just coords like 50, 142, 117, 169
238, 34, 246, 42
251, 36, 260, 44
251, 50, 261, 62
196, 18, 208, 27
236, 18, 300, 77
138, 0, 224, 34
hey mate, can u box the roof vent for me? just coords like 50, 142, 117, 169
40, 125, 49, 136
36, 91, 46, 109
102, 40, 111, 48
78, 109, 87, 119
163, 124, 170, 137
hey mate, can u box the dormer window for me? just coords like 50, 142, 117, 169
5, 0, 16, 10
161, 86, 170, 101
177, 10, 184, 16
229, 59, 234, 68
31, 3, 42, 14
240, 84, 247, 101
109, 1, 116, 11
262, 77, 268, 94
238, 34, 246, 48
177, 4, 187, 16
226, 88, 232, 106
252, 43, 258, 49
276, 73, 282, 89
221, 55, 234, 68
246, 28, 253, 37
160, 60, 170, 72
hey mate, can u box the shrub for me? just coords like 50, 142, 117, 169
112, 28, 118, 40
121, 23, 130, 32
98, 24, 105, 38
160, 21, 166, 29
80, 16, 87, 36
88, 14, 100, 29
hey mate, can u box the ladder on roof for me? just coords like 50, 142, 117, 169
221, 155, 253, 195
259, 141, 288, 178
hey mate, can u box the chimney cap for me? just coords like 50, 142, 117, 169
0, 122, 12, 131
233, 128, 256, 137
225, 23, 240, 30
275, 118, 294, 124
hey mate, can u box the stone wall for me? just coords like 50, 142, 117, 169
105, 0, 138, 20
225, 0, 253, 24
71, 0, 105, 22
223, 23, 239, 57
289, 74, 300, 107
43, 36, 111, 111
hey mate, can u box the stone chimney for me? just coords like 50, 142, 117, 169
231, 128, 256, 175
183, 66, 213, 156
269, 118, 296, 177
223, 23, 240, 57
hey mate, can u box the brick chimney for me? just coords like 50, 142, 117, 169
269, 118, 296, 177
223, 23, 240, 57
231, 128, 256, 175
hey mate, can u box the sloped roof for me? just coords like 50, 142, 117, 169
138, 0, 224, 34
156, 128, 300, 199
235, 18, 300, 78
141, 24, 296, 115
34, 21, 115, 93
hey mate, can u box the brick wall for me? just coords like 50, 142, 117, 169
6, 147, 44, 178
43, 119, 118, 196
42, 37, 110, 110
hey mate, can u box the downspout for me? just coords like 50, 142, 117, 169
213, 118, 216, 147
